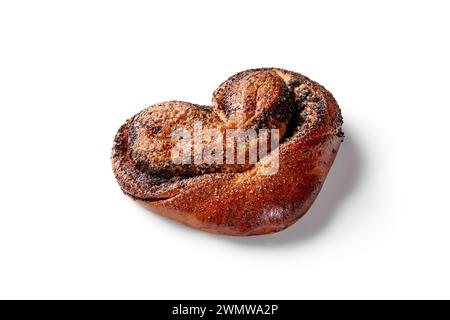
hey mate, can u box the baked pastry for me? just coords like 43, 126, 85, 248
112, 68, 344, 236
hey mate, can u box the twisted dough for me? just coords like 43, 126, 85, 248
112, 68, 343, 236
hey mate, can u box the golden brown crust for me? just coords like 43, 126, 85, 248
111, 68, 344, 236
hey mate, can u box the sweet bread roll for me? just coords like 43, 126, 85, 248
112, 68, 344, 236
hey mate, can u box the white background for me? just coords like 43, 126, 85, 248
1, 1, 449, 299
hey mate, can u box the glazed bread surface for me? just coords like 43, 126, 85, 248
112, 68, 343, 236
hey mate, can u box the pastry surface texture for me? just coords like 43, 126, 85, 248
112, 68, 344, 236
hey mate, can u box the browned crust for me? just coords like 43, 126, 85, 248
112, 68, 344, 236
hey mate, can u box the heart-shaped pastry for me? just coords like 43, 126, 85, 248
112, 68, 343, 236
